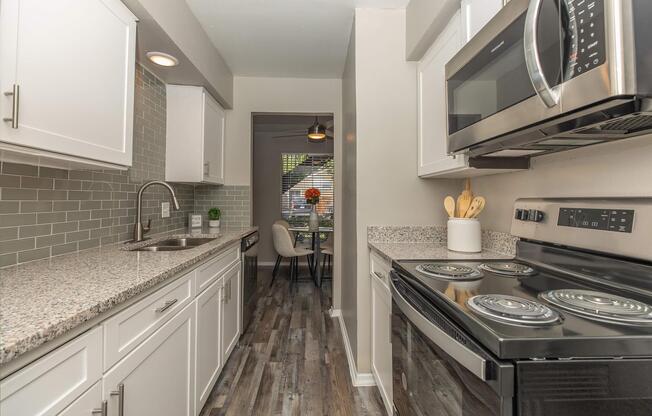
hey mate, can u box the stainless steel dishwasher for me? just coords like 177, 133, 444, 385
240, 231, 259, 334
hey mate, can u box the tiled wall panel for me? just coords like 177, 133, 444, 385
0, 65, 194, 267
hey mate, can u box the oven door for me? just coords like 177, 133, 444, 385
446, 0, 565, 153
391, 273, 514, 416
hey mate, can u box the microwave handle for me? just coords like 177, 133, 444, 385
390, 277, 488, 381
524, 0, 561, 108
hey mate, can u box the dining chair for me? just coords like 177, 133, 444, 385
321, 246, 334, 277
271, 224, 314, 291
272, 219, 298, 278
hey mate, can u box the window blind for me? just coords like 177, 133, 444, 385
281, 153, 334, 225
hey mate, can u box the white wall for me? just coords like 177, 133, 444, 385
348, 8, 459, 373
224, 76, 343, 308
341, 22, 358, 362
473, 135, 652, 232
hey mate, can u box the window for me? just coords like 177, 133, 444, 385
281, 153, 334, 226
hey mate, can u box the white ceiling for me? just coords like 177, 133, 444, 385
185, 0, 409, 78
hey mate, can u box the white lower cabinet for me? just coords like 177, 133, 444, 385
221, 263, 241, 363
0, 248, 243, 416
0, 327, 103, 416
370, 252, 393, 416
102, 303, 196, 416
58, 381, 103, 416
194, 276, 224, 412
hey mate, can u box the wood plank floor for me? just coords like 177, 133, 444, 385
199, 265, 386, 416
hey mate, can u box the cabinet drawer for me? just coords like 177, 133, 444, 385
370, 251, 391, 288
196, 245, 240, 293
0, 327, 102, 416
103, 271, 195, 370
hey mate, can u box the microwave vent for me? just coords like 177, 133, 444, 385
582, 114, 652, 135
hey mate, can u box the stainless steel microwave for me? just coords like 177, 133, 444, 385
446, 0, 652, 158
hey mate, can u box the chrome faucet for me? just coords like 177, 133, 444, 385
133, 180, 180, 243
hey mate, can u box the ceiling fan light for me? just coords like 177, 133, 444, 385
307, 120, 326, 140
308, 132, 326, 140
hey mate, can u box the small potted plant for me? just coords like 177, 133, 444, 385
305, 187, 320, 232
207, 207, 221, 228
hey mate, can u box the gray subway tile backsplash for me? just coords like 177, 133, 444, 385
0, 64, 251, 267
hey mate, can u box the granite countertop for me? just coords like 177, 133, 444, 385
0, 226, 257, 366
367, 225, 517, 262
368, 241, 512, 262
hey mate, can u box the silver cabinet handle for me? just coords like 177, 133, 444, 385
155, 298, 178, 313
110, 383, 125, 416
91, 400, 108, 416
3, 84, 19, 128
203, 162, 210, 175
390, 279, 487, 381
524, 0, 560, 108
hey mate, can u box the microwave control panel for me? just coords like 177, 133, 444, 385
565, 0, 606, 79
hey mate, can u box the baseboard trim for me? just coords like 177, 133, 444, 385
335, 313, 376, 387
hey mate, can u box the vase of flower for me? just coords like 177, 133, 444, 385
305, 187, 321, 232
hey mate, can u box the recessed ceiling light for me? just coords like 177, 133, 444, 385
146, 52, 179, 67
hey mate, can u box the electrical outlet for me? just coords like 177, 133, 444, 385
161, 202, 170, 218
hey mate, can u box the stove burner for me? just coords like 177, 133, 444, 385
479, 262, 536, 276
540, 289, 652, 326
416, 263, 483, 281
467, 295, 561, 326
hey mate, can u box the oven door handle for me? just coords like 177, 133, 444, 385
390, 279, 488, 381
524, 0, 561, 108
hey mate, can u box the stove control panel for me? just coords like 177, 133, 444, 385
557, 207, 634, 233
515, 209, 545, 223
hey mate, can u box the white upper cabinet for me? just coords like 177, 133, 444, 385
461, 0, 504, 42
417, 11, 466, 178
417, 1, 523, 178
166, 85, 226, 185
0, 0, 137, 167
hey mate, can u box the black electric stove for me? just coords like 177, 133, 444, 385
391, 198, 652, 416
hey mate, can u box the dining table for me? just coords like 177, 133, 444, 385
288, 226, 334, 287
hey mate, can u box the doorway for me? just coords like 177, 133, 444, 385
252, 113, 335, 272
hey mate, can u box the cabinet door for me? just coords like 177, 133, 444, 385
103, 303, 195, 416
0, 327, 102, 416
371, 275, 393, 416
202, 92, 225, 184
461, 0, 503, 42
194, 277, 223, 413
0, 0, 136, 166
57, 382, 103, 416
417, 11, 467, 178
221, 263, 241, 362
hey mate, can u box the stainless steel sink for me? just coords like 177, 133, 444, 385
133, 237, 216, 252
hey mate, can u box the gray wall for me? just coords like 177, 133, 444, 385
252, 126, 333, 264
471, 135, 652, 233
345, 9, 460, 374
340, 23, 359, 366
0, 65, 195, 267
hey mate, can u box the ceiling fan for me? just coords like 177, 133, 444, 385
272, 116, 334, 142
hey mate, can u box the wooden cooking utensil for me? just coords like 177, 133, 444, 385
444, 196, 456, 218
471, 197, 486, 218
457, 178, 473, 217
465, 196, 486, 218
